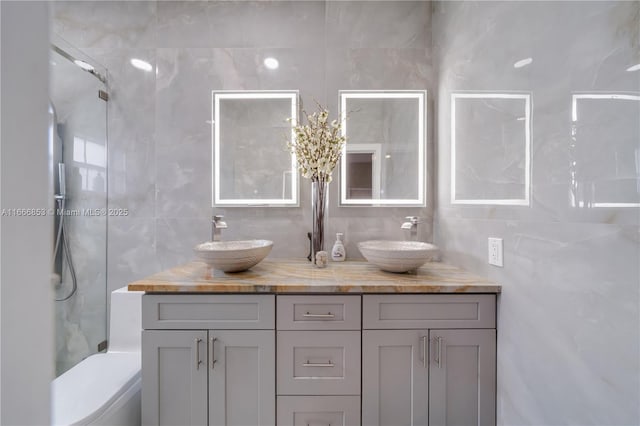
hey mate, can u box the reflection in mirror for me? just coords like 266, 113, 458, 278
451, 93, 531, 205
570, 94, 640, 208
213, 91, 298, 206
345, 144, 381, 199
340, 91, 426, 206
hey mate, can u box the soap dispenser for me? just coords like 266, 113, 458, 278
331, 233, 346, 262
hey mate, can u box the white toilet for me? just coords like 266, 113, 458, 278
52, 287, 143, 425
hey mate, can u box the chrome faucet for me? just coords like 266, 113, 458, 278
211, 215, 227, 241
401, 216, 422, 240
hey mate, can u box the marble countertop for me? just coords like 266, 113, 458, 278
128, 259, 501, 294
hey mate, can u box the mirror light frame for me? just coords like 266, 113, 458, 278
451, 92, 531, 206
570, 93, 640, 208
212, 90, 299, 207
339, 90, 426, 206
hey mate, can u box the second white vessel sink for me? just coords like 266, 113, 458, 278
358, 240, 439, 273
194, 240, 273, 272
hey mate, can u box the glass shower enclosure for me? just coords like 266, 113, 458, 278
49, 36, 108, 376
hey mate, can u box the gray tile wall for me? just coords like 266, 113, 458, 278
52, 0, 434, 295
433, 2, 639, 424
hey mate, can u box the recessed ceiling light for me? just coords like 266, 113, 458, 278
74, 59, 94, 72
513, 57, 533, 68
130, 58, 153, 72
264, 57, 279, 70
385, 154, 391, 159
626, 63, 640, 72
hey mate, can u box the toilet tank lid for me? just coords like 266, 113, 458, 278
51, 352, 140, 425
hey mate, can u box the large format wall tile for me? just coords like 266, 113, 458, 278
106, 217, 160, 293
436, 217, 640, 425
325, 1, 430, 49
90, 48, 157, 218
434, 0, 639, 224
157, 1, 325, 48
434, 2, 640, 425
156, 217, 210, 269
155, 47, 326, 152
325, 48, 432, 96
155, 139, 212, 219
53, 1, 157, 48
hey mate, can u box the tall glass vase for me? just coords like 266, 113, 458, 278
311, 179, 328, 263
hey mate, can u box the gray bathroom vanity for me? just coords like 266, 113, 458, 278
130, 260, 500, 426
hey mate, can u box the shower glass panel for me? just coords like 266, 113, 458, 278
50, 37, 108, 376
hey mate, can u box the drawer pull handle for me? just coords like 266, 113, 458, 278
421, 336, 427, 369
433, 336, 443, 369
210, 337, 217, 369
307, 423, 331, 426
303, 360, 334, 367
303, 312, 335, 319
195, 338, 202, 370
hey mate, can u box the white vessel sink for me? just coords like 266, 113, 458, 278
194, 240, 273, 272
358, 240, 439, 273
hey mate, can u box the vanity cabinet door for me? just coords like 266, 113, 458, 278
428, 329, 496, 426
208, 330, 275, 426
142, 330, 208, 426
362, 330, 429, 426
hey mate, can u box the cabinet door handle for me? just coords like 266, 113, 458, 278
303, 360, 334, 367
210, 337, 217, 369
421, 336, 428, 368
435, 336, 443, 369
303, 312, 335, 319
195, 338, 202, 370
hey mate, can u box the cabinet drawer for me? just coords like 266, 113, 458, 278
363, 294, 495, 329
277, 331, 360, 395
142, 294, 275, 330
277, 396, 360, 426
277, 295, 361, 330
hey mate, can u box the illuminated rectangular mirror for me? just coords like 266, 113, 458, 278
570, 93, 640, 208
451, 93, 531, 205
340, 91, 426, 206
213, 91, 298, 206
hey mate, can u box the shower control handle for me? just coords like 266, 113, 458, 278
58, 163, 66, 197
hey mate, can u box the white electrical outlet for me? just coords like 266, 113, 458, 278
488, 238, 503, 267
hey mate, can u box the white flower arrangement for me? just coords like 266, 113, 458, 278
287, 104, 346, 184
